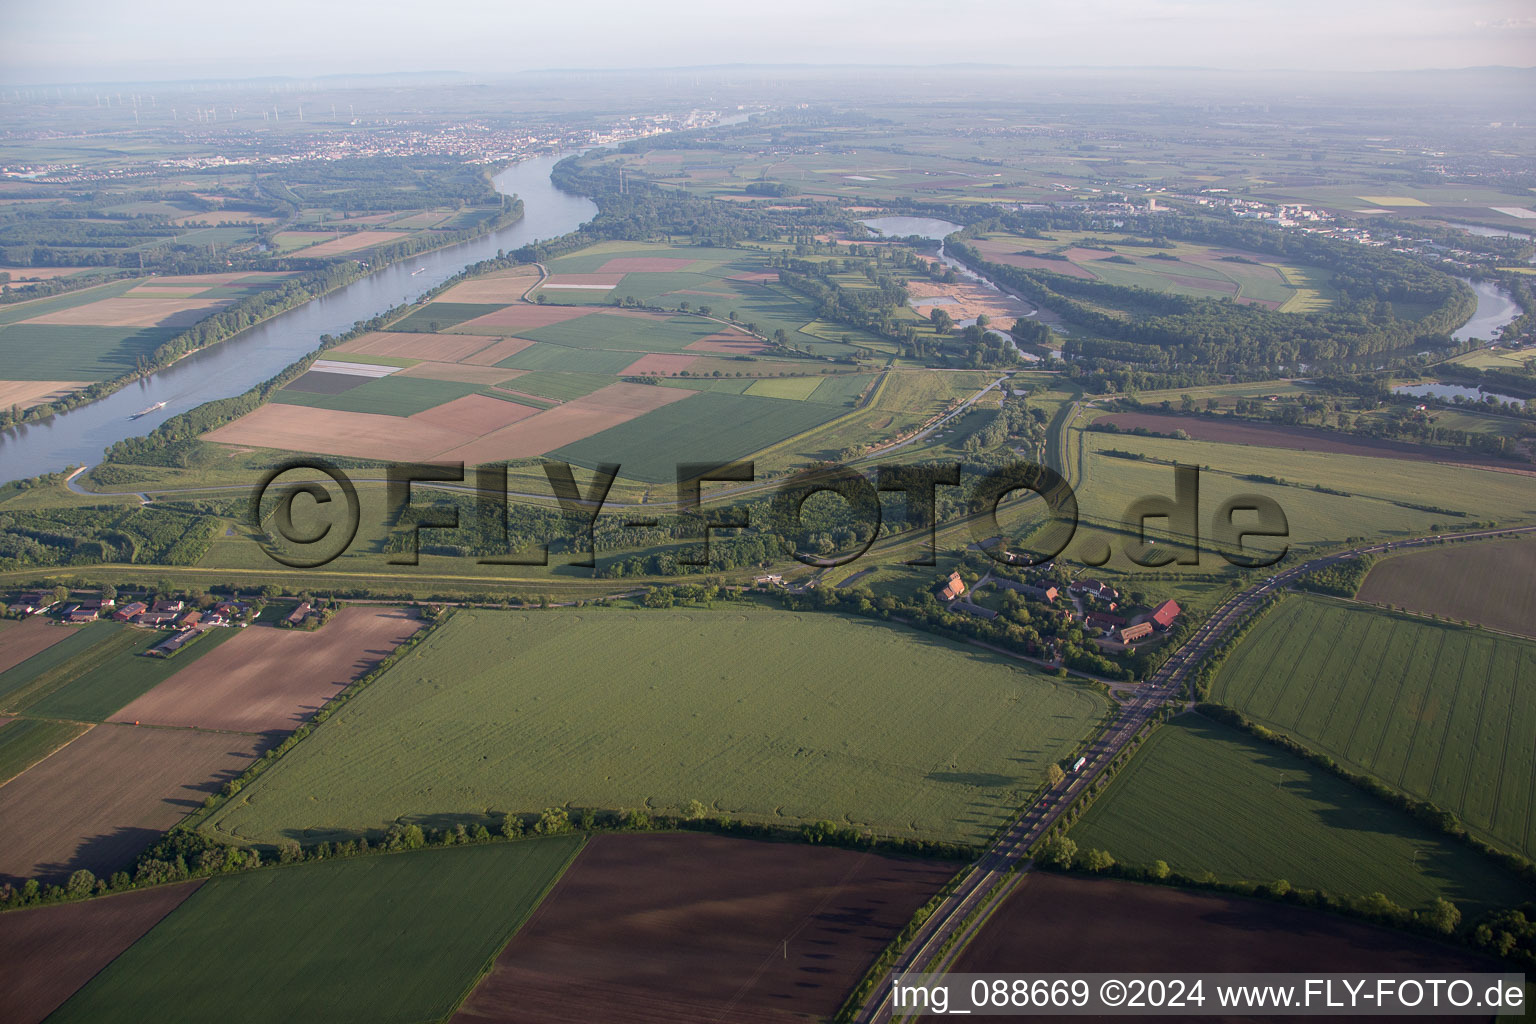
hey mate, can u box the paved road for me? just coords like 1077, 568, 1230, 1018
855, 523, 1536, 1023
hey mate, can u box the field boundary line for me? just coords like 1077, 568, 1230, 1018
1425, 632, 1473, 799
1340, 613, 1400, 768
441, 833, 587, 1022
1395, 627, 1447, 792
0, 719, 95, 789
1366, 624, 1425, 778
1486, 646, 1519, 839
1457, 640, 1499, 821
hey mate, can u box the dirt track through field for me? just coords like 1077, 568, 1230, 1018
453, 834, 958, 1024
111, 608, 423, 734
0, 881, 201, 1024
0, 725, 263, 884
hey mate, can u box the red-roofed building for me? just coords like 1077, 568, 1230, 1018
937, 572, 966, 602
1117, 621, 1154, 644
1151, 599, 1182, 628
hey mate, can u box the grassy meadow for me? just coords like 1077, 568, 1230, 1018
206, 608, 1108, 847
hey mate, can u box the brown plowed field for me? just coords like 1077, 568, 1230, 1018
539, 273, 624, 288
685, 331, 767, 354
621, 353, 699, 375
337, 330, 506, 363
956, 873, 1496, 976
110, 608, 423, 734
292, 231, 408, 257
1091, 412, 1536, 474
448, 304, 594, 333
24, 295, 232, 328
0, 881, 201, 1024
202, 404, 473, 461
435, 381, 692, 464
1357, 536, 1536, 638
0, 618, 75, 674
601, 257, 698, 272
452, 833, 959, 1024
436, 267, 540, 304
410, 394, 539, 435
395, 362, 524, 385
0, 380, 85, 410
0, 725, 263, 883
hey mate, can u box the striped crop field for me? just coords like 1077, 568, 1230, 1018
1209, 595, 1536, 858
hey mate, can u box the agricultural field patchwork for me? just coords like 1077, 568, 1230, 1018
966, 230, 1339, 310
205, 608, 1107, 847
0, 723, 263, 883
48, 838, 583, 1024
0, 273, 294, 384
1069, 715, 1535, 916
0, 881, 203, 1024
456, 833, 958, 1023
1209, 595, 1536, 857
200, 243, 888, 479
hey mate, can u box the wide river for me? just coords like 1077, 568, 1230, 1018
0, 154, 597, 484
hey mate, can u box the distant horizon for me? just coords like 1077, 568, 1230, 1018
3, 61, 1535, 92
4, 0, 1533, 86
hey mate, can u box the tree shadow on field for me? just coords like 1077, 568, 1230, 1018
13, 825, 166, 886
925, 771, 1016, 787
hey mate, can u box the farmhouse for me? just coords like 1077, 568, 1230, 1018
62, 604, 99, 624
8, 591, 54, 616
1086, 610, 1127, 630
114, 601, 148, 622
995, 579, 1059, 603
287, 602, 314, 625
149, 627, 201, 657
953, 600, 999, 620
1151, 600, 1182, 629
1070, 578, 1120, 603
1117, 621, 1154, 644
937, 572, 966, 602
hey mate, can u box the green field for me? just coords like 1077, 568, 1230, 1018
494, 343, 639, 374
49, 837, 583, 1024
552, 391, 849, 482
1209, 595, 1536, 857
516, 312, 722, 353
1356, 536, 1536, 639
0, 717, 89, 783
206, 608, 1107, 846
272, 376, 481, 417
502, 370, 614, 401
27, 626, 241, 722
0, 323, 180, 381
386, 302, 506, 333
1070, 715, 1535, 916
1068, 428, 1536, 562
744, 376, 824, 400
0, 621, 124, 712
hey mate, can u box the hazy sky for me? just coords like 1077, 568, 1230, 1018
2, 0, 1533, 83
